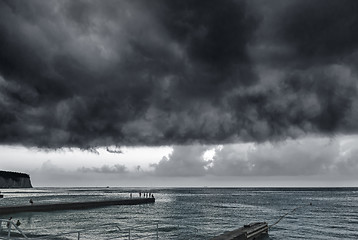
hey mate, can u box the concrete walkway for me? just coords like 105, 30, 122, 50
0, 198, 155, 215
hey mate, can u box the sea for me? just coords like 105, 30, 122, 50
0, 187, 357, 239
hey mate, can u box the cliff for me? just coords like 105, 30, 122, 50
0, 170, 33, 188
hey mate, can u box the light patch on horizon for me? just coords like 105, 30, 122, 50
0, 145, 172, 173
2, 135, 356, 187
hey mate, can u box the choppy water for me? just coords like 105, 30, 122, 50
0, 188, 357, 239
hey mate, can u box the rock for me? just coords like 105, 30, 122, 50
0, 170, 33, 188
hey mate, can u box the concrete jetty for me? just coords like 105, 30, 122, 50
210, 222, 268, 240
0, 198, 155, 215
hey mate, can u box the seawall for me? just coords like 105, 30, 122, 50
0, 170, 32, 188
0, 198, 155, 215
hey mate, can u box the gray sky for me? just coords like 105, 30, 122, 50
1, 0, 358, 186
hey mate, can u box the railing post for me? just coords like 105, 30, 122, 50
156, 223, 159, 240
128, 228, 131, 240
77, 231, 80, 240
7, 223, 11, 240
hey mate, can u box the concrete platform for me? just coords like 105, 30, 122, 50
210, 222, 268, 240
0, 198, 155, 215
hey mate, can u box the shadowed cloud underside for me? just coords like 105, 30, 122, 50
1, 0, 358, 149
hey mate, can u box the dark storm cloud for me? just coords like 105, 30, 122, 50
278, 0, 358, 64
106, 146, 123, 154
1, 0, 358, 149
230, 0, 358, 140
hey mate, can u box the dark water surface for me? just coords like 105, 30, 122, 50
0, 188, 357, 239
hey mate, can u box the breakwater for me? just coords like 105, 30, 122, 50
0, 198, 155, 215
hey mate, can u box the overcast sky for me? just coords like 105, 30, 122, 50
1, 0, 358, 187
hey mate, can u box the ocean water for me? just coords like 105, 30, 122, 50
0, 187, 357, 239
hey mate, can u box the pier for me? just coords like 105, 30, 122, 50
210, 222, 268, 240
0, 198, 155, 215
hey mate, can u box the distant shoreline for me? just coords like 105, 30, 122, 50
0, 170, 33, 188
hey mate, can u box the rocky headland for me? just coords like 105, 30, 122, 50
0, 170, 33, 188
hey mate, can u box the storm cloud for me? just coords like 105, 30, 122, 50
1, 0, 358, 149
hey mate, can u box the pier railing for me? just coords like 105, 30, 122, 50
0, 219, 29, 240
0, 219, 199, 240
